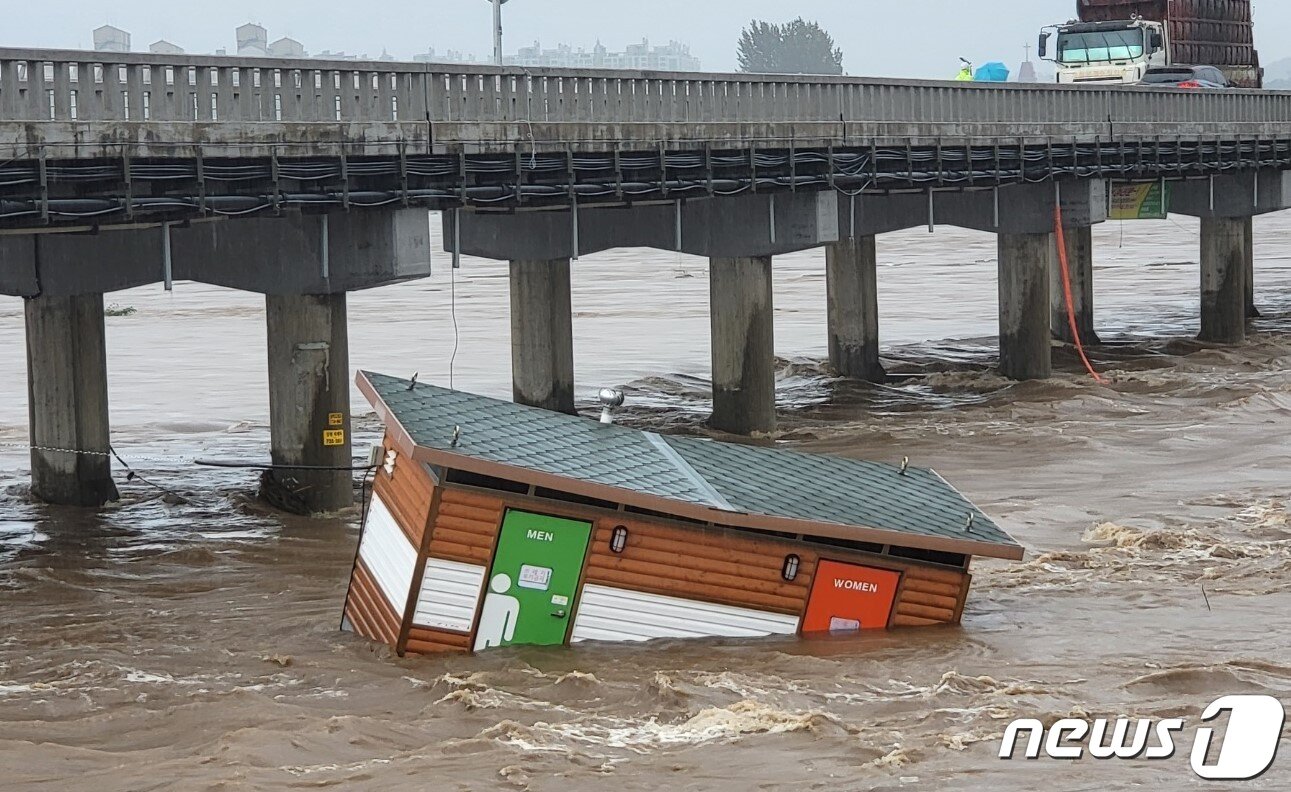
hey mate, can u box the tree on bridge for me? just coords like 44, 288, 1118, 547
737, 18, 844, 75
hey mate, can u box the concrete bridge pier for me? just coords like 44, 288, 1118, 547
998, 232, 1054, 381
264, 293, 353, 514
450, 194, 842, 435
3, 210, 428, 513
825, 237, 885, 382
1243, 218, 1260, 319
510, 258, 575, 414
1199, 217, 1247, 345
710, 256, 776, 435
24, 293, 119, 507
1170, 171, 1291, 338
1051, 224, 1100, 345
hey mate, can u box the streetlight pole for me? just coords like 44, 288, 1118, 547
492, 0, 505, 67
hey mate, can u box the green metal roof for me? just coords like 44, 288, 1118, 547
362, 371, 1021, 558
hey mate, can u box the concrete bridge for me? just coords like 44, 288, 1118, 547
2, 47, 1290, 511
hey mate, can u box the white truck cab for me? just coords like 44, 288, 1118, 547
1039, 17, 1168, 84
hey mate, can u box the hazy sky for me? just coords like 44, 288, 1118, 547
1, 1, 1286, 78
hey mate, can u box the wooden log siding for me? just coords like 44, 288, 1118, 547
396, 487, 505, 655
405, 626, 472, 655
373, 435, 436, 548
379, 484, 971, 656
426, 488, 504, 565
345, 560, 402, 648
585, 517, 816, 615
890, 564, 968, 628
588, 515, 969, 630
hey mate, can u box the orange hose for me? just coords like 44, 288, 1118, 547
1054, 203, 1106, 384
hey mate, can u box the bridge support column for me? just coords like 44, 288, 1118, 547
1199, 217, 1246, 344
1244, 218, 1260, 319
263, 293, 352, 514
510, 258, 575, 414
998, 232, 1053, 381
710, 256, 775, 435
24, 293, 119, 507
1050, 224, 1099, 345
826, 237, 885, 382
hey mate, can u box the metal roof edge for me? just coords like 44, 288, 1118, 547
356, 370, 420, 459
405, 442, 1025, 561
928, 467, 1023, 552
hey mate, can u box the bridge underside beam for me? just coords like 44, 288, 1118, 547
0, 209, 433, 298
25, 293, 119, 507
449, 192, 842, 261
263, 293, 353, 515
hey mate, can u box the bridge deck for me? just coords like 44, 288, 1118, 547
3, 48, 1291, 228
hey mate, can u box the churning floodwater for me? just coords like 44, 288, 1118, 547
1, 212, 1290, 790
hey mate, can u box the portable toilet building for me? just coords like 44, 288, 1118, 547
343, 372, 1023, 655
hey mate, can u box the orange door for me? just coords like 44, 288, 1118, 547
802, 560, 902, 634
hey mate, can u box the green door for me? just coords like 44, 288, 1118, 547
473, 510, 592, 652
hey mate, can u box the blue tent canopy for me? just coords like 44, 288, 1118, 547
974, 61, 1010, 82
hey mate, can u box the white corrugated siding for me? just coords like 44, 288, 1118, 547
571, 585, 800, 644
358, 492, 417, 619
413, 558, 486, 632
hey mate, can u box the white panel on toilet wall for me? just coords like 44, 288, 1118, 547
414, 558, 486, 633
358, 492, 418, 618
571, 584, 800, 644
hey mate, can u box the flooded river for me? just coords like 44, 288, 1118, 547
2, 212, 1290, 789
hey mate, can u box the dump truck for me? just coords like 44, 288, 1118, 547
1038, 0, 1261, 87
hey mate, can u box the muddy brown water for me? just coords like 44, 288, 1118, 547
2, 213, 1290, 790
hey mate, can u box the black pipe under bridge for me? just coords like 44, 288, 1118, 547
2, 137, 1289, 229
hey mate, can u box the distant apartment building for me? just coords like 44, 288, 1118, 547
88, 22, 310, 59
93, 25, 130, 53
236, 23, 268, 57
149, 40, 184, 55
511, 39, 701, 71
413, 39, 702, 71
269, 37, 306, 58
412, 48, 484, 65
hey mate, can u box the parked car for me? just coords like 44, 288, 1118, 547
1139, 66, 1232, 89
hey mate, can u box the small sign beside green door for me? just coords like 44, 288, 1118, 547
474, 510, 592, 652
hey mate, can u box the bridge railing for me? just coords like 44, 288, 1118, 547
4, 48, 1291, 144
